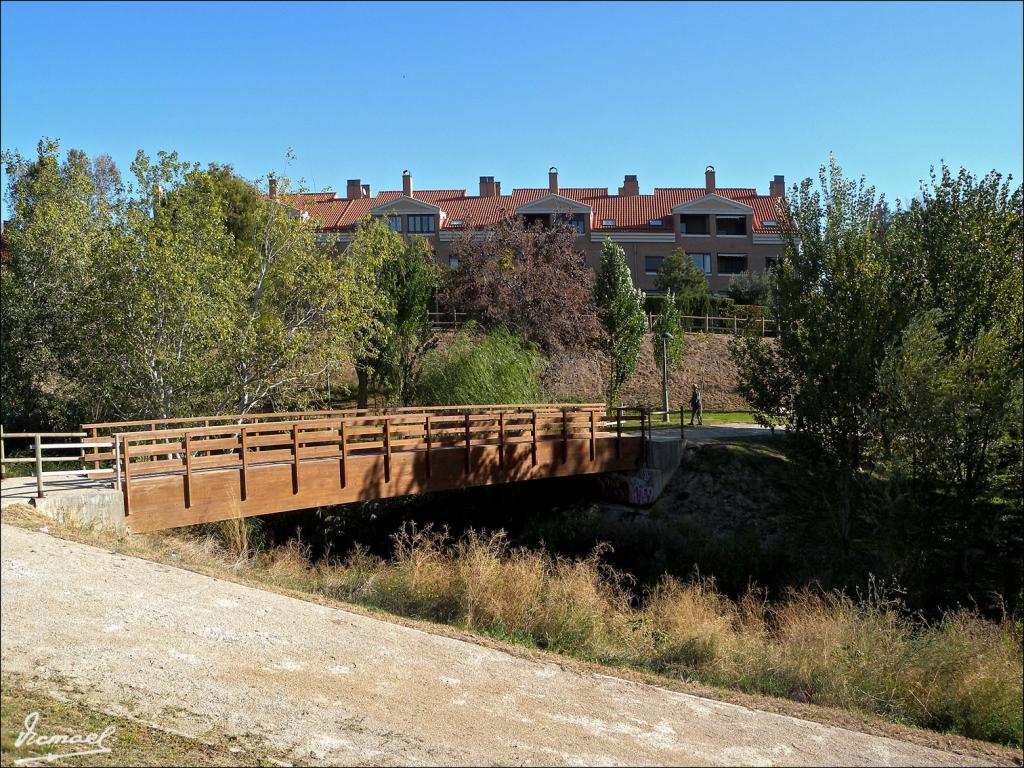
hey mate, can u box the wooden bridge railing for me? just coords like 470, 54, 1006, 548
79, 403, 605, 472
101, 405, 650, 532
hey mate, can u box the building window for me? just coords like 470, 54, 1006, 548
385, 214, 402, 232
648, 218, 664, 227
449, 219, 465, 227
763, 220, 778, 228
449, 255, 460, 268
690, 253, 712, 274
555, 213, 586, 234
644, 256, 663, 275
717, 254, 748, 274
407, 214, 436, 234
601, 218, 616, 227
679, 214, 710, 235
765, 255, 783, 271
715, 216, 747, 236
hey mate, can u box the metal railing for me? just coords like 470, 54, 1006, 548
646, 314, 777, 336
0, 429, 114, 498
428, 311, 470, 330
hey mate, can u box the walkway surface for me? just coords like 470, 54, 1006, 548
1, 524, 992, 766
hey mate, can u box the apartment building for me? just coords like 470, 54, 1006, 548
277, 166, 789, 294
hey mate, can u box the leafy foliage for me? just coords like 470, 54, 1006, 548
727, 269, 772, 305
732, 157, 1022, 610
415, 325, 544, 405
651, 290, 685, 375
348, 218, 438, 407
594, 239, 647, 406
441, 218, 599, 353
654, 247, 709, 307
1, 140, 385, 425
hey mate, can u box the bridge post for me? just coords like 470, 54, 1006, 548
122, 438, 132, 514
34, 434, 44, 499
616, 407, 622, 458
561, 409, 568, 464
589, 410, 596, 461
240, 426, 249, 500
531, 411, 538, 466
184, 431, 193, 508
339, 421, 348, 488
498, 412, 506, 470
425, 416, 432, 478
383, 418, 392, 483
291, 423, 300, 494
464, 413, 471, 473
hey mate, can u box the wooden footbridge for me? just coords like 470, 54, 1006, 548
2, 404, 653, 533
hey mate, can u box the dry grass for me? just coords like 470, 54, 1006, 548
4, 504, 1019, 747
241, 524, 1022, 746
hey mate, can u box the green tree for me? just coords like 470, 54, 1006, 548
1, 139, 120, 427
344, 217, 408, 408
368, 233, 439, 406
727, 270, 772, 305
731, 157, 901, 543
594, 239, 647, 406
651, 289, 686, 375
415, 325, 544, 405
654, 248, 710, 313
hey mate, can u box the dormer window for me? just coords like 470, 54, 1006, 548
648, 218, 664, 226
763, 220, 778, 228
450, 219, 465, 227
601, 218, 616, 227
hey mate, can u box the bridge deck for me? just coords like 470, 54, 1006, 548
79, 406, 649, 533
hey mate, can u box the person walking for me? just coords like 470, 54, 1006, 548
689, 384, 703, 426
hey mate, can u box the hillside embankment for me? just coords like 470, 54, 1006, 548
545, 332, 752, 410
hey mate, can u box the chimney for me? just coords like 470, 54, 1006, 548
479, 175, 498, 198
268, 176, 278, 200
402, 170, 413, 197
618, 174, 639, 196
495, 180, 501, 196
548, 166, 559, 194
705, 165, 716, 193
769, 174, 785, 197
346, 179, 363, 199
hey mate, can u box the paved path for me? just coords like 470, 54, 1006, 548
0, 524, 991, 766
681, 423, 779, 444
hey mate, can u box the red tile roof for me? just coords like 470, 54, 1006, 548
281, 182, 788, 234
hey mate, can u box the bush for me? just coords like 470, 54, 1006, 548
414, 325, 544, 405
728, 270, 772, 305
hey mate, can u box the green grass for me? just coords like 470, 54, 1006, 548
619, 409, 759, 430
0, 678, 276, 766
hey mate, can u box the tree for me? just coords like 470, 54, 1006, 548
441, 218, 599, 353
344, 217, 408, 408
1, 139, 118, 427
360, 230, 439, 406
655, 248, 710, 313
2, 140, 386, 423
727, 270, 772, 305
731, 157, 901, 543
594, 239, 646, 406
652, 289, 686, 375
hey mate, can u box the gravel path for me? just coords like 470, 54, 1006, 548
1, 523, 993, 767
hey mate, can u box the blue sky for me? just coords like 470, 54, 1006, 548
2, 1, 1022, 214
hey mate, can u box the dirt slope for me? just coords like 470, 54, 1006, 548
0, 523, 995, 767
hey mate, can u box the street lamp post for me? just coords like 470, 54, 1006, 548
660, 331, 673, 423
